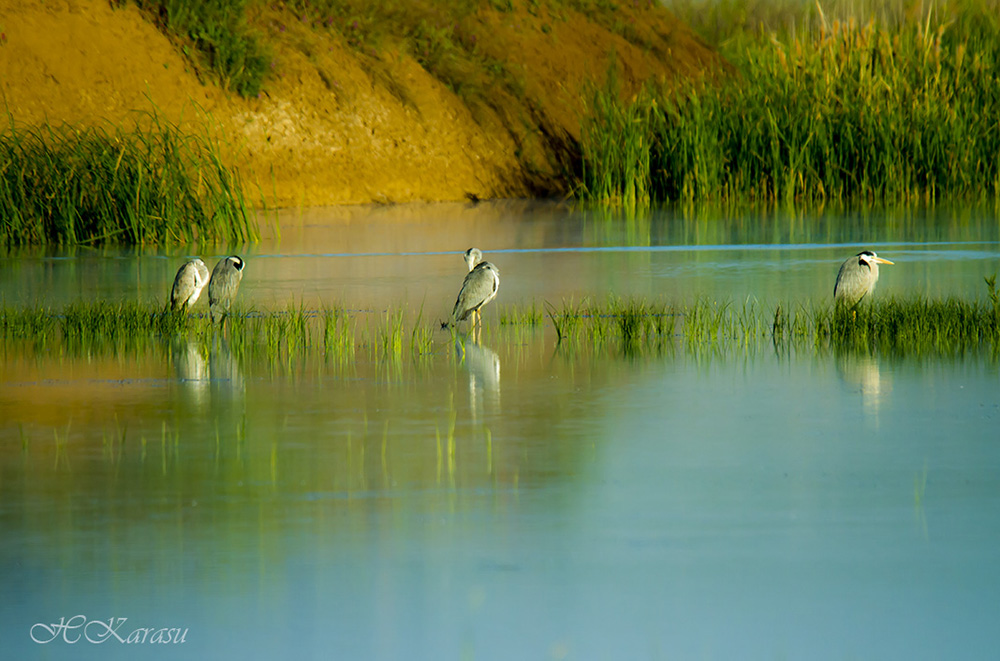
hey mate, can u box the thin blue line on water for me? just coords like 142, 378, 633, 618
249, 240, 1000, 260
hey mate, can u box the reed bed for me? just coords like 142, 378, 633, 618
0, 114, 257, 246
580, 2, 1000, 206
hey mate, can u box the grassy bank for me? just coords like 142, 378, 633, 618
127, 0, 270, 97
581, 0, 1000, 206
0, 114, 258, 246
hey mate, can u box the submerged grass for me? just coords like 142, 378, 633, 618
580, 1, 1000, 207
0, 113, 258, 246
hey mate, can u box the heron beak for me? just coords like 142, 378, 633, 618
873, 257, 894, 265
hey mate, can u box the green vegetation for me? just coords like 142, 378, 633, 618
581, 0, 1000, 206
127, 0, 270, 97
512, 290, 1000, 356
0, 114, 258, 246
0, 302, 438, 364
6, 290, 998, 361
498, 301, 545, 326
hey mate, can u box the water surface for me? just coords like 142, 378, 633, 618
2, 202, 999, 660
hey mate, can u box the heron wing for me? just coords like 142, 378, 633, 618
196, 260, 210, 284
834, 256, 873, 306
171, 262, 198, 310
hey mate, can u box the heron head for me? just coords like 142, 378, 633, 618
229, 256, 245, 271
464, 248, 482, 272
858, 251, 894, 268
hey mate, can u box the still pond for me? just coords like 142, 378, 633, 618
2, 201, 999, 660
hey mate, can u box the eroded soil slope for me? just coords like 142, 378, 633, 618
0, 0, 719, 206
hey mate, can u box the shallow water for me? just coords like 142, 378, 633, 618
2, 201, 1000, 660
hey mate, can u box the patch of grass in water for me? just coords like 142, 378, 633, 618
508, 287, 1000, 357
498, 301, 544, 327
4, 289, 999, 362
0, 303, 57, 342
322, 308, 356, 365
535, 296, 676, 356
823, 296, 1000, 356
409, 305, 434, 359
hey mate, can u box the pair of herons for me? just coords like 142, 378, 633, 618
169, 255, 245, 323
168, 248, 888, 327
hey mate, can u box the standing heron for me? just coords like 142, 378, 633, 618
208, 255, 245, 324
450, 260, 500, 329
834, 250, 894, 308
169, 258, 210, 312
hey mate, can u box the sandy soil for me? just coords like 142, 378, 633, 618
0, 0, 720, 207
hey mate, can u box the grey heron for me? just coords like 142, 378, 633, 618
169, 258, 210, 312
834, 250, 894, 308
208, 255, 245, 323
451, 259, 500, 328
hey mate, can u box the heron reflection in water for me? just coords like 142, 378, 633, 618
210, 335, 245, 401
836, 350, 891, 417
457, 336, 501, 419
172, 336, 209, 408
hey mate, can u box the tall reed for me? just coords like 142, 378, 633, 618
579, 63, 654, 209
580, 2, 1000, 206
0, 113, 257, 246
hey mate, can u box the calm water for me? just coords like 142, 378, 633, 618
2, 201, 1000, 660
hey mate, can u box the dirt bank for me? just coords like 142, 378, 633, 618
0, 0, 720, 207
